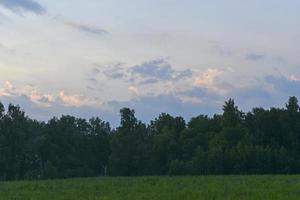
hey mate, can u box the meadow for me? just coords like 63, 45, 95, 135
0, 175, 300, 200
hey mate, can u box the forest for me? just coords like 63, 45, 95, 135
0, 96, 300, 180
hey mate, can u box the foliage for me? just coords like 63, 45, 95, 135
1, 97, 300, 179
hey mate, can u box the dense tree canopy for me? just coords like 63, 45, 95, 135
1, 97, 300, 180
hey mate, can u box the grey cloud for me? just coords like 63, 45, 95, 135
174, 69, 193, 81
0, 0, 46, 15
131, 59, 174, 80
0, 91, 219, 127
210, 41, 233, 56
229, 86, 275, 111
272, 56, 285, 64
91, 67, 100, 74
107, 72, 125, 79
140, 78, 159, 85
87, 86, 96, 91
232, 86, 271, 101
88, 78, 98, 83
86, 63, 125, 92
64, 22, 109, 36
102, 63, 126, 79
246, 53, 265, 61
178, 74, 299, 114
38, 96, 51, 104
132, 59, 193, 83
225, 75, 300, 111
265, 75, 300, 95
102, 59, 193, 85
2, 75, 299, 127
179, 87, 221, 99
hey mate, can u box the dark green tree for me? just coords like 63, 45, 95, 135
109, 108, 149, 176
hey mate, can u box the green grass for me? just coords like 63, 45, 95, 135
0, 175, 300, 200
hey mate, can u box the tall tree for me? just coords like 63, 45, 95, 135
109, 108, 149, 176
222, 99, 243, 128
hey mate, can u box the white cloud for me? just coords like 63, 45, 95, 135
0, 81, 54, 107
0, 81, 17, 97
59, 91, 99, 107
128, 86, 139, 96
194, 68, 227, 95
290, 75, 300, 82
0, 81, 99, 108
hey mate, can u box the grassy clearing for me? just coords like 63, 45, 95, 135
0, 175, 299, 200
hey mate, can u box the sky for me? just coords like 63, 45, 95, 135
0, 0, 300, 126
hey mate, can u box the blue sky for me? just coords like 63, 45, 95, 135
0, 0, 300, 125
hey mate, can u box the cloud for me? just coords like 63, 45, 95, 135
173, 69, 193, 81
0, 81, 54, 107
0, 81, 16, 97
210, 41, 233, 56
101, 59, 193, 85
0, 86, 221, 126
102, 63, 126, 79
28, 90, 55, 107
63, 21, 109, 36
229, 86, 274, 110
140, 78, 159, 85
0, 93, 117, 124
1, 75, 299, 127
245, 53, 265, 61
53, 16, 109, 36
194, 68, 229, 95
128, 86, 139, 95
59, 91, 98, 107
179, 87, 221, 101
265, 75, 300, 95
131, 59, 174, 80
88, 78, 98, 83
290, 75, 300, 82
0, 0, 46, 15
91, 67, 100, 74
194, 68, 222, 87
180, 74, 300, 114
0, 81, 99, 108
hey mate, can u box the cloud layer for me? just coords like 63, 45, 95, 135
63, 21, 109, 36
0, 0, 46, 14
98, 59, 193, 86
0, 1, 300, 126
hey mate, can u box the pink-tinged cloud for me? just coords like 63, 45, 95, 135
0, 81, 100, 108
59, 91, 99, 107
194, 69, 227, 95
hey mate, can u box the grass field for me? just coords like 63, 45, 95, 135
0, 175, 300, 200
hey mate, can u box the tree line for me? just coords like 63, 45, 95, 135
0, 96, 300, 180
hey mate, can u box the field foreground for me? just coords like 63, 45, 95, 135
0, 175, 299, 200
